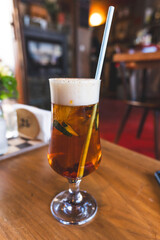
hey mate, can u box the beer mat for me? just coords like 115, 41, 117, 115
0, 137, 48, 161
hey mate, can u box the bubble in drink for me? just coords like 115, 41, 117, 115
48, 79, 101, 180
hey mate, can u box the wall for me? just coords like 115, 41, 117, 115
0, 0, 15, 72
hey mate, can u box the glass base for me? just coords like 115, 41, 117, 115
50, 190, 97, 225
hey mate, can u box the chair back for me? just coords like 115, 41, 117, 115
119, 62, 160, 103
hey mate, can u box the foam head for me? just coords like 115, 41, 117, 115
49, 78, 101, 106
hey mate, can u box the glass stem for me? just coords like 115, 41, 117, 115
68, 179, 82, 204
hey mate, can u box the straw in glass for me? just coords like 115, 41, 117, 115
77, 6, 115, 178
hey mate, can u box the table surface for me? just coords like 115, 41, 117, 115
0, 139, 160, 240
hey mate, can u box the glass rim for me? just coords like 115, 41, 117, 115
49, 78, 101, 82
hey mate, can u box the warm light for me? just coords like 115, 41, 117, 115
89, 12, 103, 26
89, 0, 107, 27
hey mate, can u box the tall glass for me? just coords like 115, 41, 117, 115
48, 78, 101, 225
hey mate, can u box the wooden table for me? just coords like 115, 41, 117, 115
0, 139, 160, 240
113, 51, 160, 68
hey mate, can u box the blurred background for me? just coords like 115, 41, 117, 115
1, 0, 160, 108
0, 0, 160, 158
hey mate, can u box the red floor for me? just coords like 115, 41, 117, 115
99, 99, 155, 158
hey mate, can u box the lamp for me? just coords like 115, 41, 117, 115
89, 0, 107, 27
89, 12, 103, 26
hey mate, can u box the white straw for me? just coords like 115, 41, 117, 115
95, 6, 115, 80
77, 6, 115, 178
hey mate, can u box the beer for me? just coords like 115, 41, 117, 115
48, 78, 101, 180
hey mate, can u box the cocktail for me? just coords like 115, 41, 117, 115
47, 6, 114, 225
48, 78, 101, 225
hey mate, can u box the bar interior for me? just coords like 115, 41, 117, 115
0, 0, 160, 238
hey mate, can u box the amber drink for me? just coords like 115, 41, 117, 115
48, 78, 101, 225
48, 104, 101, 179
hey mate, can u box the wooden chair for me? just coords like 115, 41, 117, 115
114, 62, 160, 160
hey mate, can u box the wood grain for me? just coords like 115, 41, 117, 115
0, 139, 160, 240
113, 51, 160, 63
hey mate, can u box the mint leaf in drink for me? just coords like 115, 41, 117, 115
53, 120, 72, 137
62, 122, 79, 136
